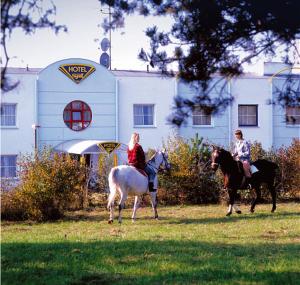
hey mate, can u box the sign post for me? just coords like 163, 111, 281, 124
98, 142, 121, 166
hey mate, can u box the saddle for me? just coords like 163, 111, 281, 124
236, 161, 252, 189
136, 169, 148, 177
128, 163, 148, 177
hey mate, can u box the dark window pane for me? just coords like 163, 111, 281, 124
72, 111, 82, 120
84, 111, 91, 121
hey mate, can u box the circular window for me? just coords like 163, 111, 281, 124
63, 100, 92, 131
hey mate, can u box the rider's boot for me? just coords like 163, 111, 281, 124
148, 182, 155, 192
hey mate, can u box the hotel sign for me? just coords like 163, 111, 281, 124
59, 64, 95, 84
98, 142, 121, 154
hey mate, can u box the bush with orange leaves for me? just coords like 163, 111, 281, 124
1, 149, 88, 221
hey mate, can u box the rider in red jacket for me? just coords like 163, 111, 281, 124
127, 132, 155, 191
127, 140, 146, 170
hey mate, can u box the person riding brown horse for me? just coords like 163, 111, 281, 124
211, 146, 278, 216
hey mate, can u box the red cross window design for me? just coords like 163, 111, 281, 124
63, 100, 92, 131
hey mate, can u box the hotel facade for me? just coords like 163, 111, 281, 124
1, 59, 299, 179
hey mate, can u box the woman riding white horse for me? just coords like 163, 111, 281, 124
107, 133, 170, 223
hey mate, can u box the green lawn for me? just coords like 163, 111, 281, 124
1, 203, 300, 285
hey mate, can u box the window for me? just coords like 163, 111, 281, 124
0, 155, 17, 178
1, 104, 16, 126
63, 100, 92, 131
133, 104, 154, 126
238, 105, 258, 126
192, 106, 212, 126
286, 107, 300, 125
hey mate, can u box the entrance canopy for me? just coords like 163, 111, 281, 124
53, 139, 127, 155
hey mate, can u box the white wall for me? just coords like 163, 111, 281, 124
272, 77, 300, 148
231, 76, 273, 149
177, 78, 230, 147
1, 70, 37, 156
2, 62, 299, 160
117, 75, 176, 150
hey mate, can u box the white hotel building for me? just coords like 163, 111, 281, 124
1, 59, 299, 179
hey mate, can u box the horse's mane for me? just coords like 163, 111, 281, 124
220, 148, 234, 162
218, 148, 242, 174
148, 153, 156, 164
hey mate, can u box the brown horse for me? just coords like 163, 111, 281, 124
211, 147, 278, 216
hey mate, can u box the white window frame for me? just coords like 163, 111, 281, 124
133, 104, 155, 127
1, 103, 17, 128
238, 104, 258, 127
286, 106, 300, 125
1, 155, 18, 178
192, 106, 213, 127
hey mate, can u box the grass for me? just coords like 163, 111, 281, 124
1, 203, 300, 285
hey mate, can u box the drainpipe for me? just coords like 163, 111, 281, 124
269, 78, 273, 149
115, 79, 119, 141
227, 78, 232, 148
33, 78, 39, 152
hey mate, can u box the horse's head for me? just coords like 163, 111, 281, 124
160, 149, 171, 172
150, 149, 171, 172
211, 146, 233, 171
211, 146, 221, 171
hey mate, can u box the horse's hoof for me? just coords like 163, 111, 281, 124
249, 209, 254, 213
154, 216, 159, 220
271, 208, 276, 213
108, 220, 113, 224
132, 219, 136, 223
236, 210, 242, 214
118, 220, 122, 224
226, 212, 232, 216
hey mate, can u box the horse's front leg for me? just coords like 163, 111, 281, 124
149, 191, 158, 219
233, 204, 242, 214
132, 195, 141, 222
226, 188, 236, 216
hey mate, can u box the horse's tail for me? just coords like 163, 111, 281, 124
107, 167, 119, 210
109, 167, 119, 186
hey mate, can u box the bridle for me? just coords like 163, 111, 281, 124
211, 150, 220, 169
161, 151, 170, 170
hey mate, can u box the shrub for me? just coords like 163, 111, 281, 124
1, 149, 88, 221
276, 139, 300, 200
158, 134, 221, 205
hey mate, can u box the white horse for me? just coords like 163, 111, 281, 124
107, 150, 170, 223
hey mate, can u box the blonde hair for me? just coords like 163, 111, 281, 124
128, 132, 140, 150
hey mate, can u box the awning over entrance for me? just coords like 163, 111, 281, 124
53, 140, 127, 155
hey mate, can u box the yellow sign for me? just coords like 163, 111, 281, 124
98, 142, 121, 154
59, 64, 95, 84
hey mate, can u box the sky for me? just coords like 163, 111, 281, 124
5, 0, 280, 74
6, 0, 176, 72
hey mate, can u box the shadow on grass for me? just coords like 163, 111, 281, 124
162, 211, 300, 225
61, 208, 300, 226
2, 240, 300, 285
